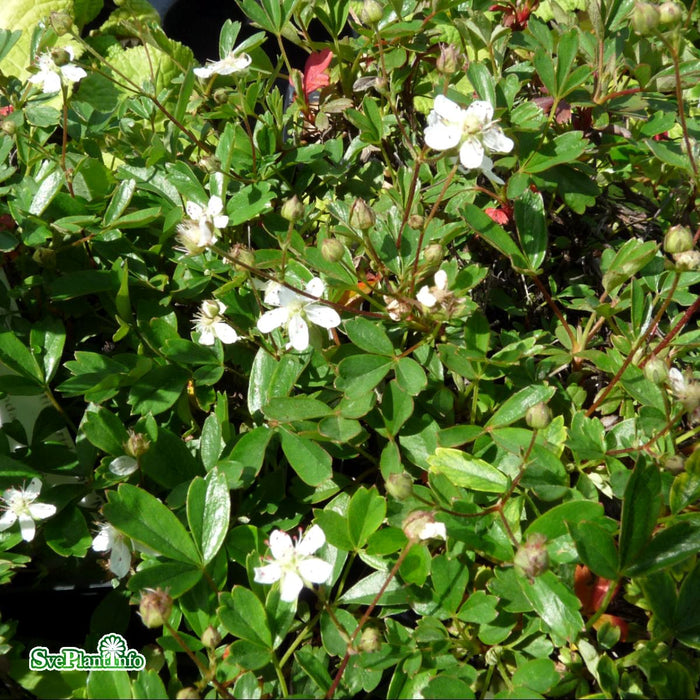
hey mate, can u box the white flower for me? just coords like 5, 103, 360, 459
193, 299, 239, 345
257, 277, 341, 352
668, 368, 700, 412
416, 269, 449, 308
0, 478, 56, 541
418, 520, 447, 541
194, 50, 252, 79
424, 95, 514, 183
254, 525, 333, 602
92, 523, 131, 579
186, 196, 229, 231
28, 47, 87, 94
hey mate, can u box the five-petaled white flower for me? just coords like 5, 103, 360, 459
0, 478, 56, 542
424, 95, 514, 183
193, 299, 239, 345
92, 523, 131, 579
194, 50, 252, 79
257, 277, 341, 352
186, 196, 229, 231
28, 47, 87, 94
254, 525, 333, 602
176, 196, 228, 255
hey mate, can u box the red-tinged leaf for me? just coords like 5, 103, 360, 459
303, 49, 333, 97
485, 207, 511, 225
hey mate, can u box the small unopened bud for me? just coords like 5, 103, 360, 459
213, 88, 229, 105
359, 626, 383, 653
664, 225, 694, 254
124, 430, 150, 459
436, 44, 460, 75
673, 250, 700, 271
402, 510, 446, 542
644, 356, 669, 385
50, 48, 72, 67
408, 214, 424, 229
281, 195, 304, 222
32, 246, 56, 267
361, 0, 384, 24
514, 533, 549, 581
385, 472, 413, 501
423, 243, 443, 264
349, 198, 376, 230
1, 119, 16, 136
197, 155, 221, 172
50, 11, 73, 36
631, 1, 660, 34
321, 238, 345, 263
485, 645, 503, 666
664, 454, 685, 473
201, 625, 222, 648
139, 588, 173, 628
658, 1, 683, 25
142, 644, 165, 672
229, 243, 255, 270
525, 402, 552, 430
175, 689, 200, 700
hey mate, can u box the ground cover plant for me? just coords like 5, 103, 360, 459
0, 0, 700, 697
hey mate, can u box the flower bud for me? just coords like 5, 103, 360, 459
422, 243, 443, 265
644, 356, 668, 384
1, 119, 16, 136
658, 1, 683, 25
436, 44, 460, 75
349, 198, 376, 230
281, 195, 304, 222
673, 250, 700, 271
385, 472, 413, 501
361, 0, 384, 24
201, 625, 222, 648
50, 48, 72, 67
408, 214, 424, 229
32, 246, 56, 267
213, 88, 229, 105
664, 224, 694, 254
631, 1, 660, 34
139, 588, 173, 628
229, 243, 255, 270
525, 402, 552, 430
197, 155, 221, 172
663, 454, 685, 473
514, 533, 549, 581
50, 11, 73, 36
359, 625, 383, 653
321, 237, 345, 263
124, 430, 151, 459
175, 689, 200, 699
402, 510, 446, 542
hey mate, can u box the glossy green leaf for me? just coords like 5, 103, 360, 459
485, 384, 555, 428
82, 407, 130, 455
219, 586, 272, 647
127, 562, 202, 598
568, 521, 619, 580
87, 670, 132, 699
30, 316, 65, 383
344, 316, 394, 356
127, 365, 189, 416
347, 487, 386, 550
280, 430, 333, 486
187, 468, 230, 565
263, 396, 333, 422
200, 413, 223, 470
0, 330, 44, 383
514, 187, 547, 271
624, 519, 700, 577
428, 447, 508, 493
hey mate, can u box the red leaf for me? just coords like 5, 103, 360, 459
303, 49, 333, 98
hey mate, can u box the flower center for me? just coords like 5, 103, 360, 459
462, 112, 483, 136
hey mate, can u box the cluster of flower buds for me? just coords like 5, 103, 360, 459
631, 1, 683, 34
663, 224, 700, 270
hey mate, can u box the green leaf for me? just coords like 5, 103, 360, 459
30, 316, 65, 383
339, 570, 410, 606
87, 670, 132, 699
639, 571, 677, 632
127, 562, 202, 598
263, 396, 333, 422
131, 670, 168, 700
512, 658, 559, 693
568, 521, 619, 580
200, 413, 223, 470
347, 487, 386, 550
30, 170, 64, 216
49, 270, 120, 301
602, 239, 659, 295
296, 646, 333, 694
395, 357, 427, 395
103, 178, 137, 226
127, 365, 189, 416
514, 188, 547, 271
103, 484, 201, 565
463, 203, 529, 270
82, 406, 129, 455
0, 29, 21, 63
428, 448, 508, 493
280, 430, 333, 486
516, 570, 584, 643
485, 384, 555, 428
336, 354, 392, 398
248, 348, 306, 416
44, 506, 92, 558
381, 380, 413, 436
0, 330, 44, 384
140, 426, 203, 488
344, 316, 394, 356
219, 587, 272, 647
525, 131, 589, 174
619, 459, 661, 572
187, 469, 230, 565
457, 590, 499, 624
624, 519, 700, 577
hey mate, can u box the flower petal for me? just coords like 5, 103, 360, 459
416, 286, 437, 307
207, 196, 224, 216
298, 557, 333, 585
61, 64, 87, 83
194, 66, 214, 79
186, 201, 204, 220
213, 214, 229, 229
198, 329, 216, 345
482, 125, 514, 154
0, 510, 17, 531
109, 455, 139, 476
287, 313, 310, 351
424, 123, 461, 152
459, 138, 485, 170
214, 322, 239, 344
418, 521, 447, 540
110, 537, 132, 578
26, 478, 42, 498
257, 306, 290, 334
297, 524, 326, 555
254, 562, 282, 584
18, 513, 36, 541
466, 100, 494, 125
432, 95, 466, 123
305, 304, 341, 330
434, 269, 448, 290
28, 503, 56, 521
279, 571, 304, 602
269, 530, 294, 560
305, 277, 326, 298
92, 525, 112, 552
